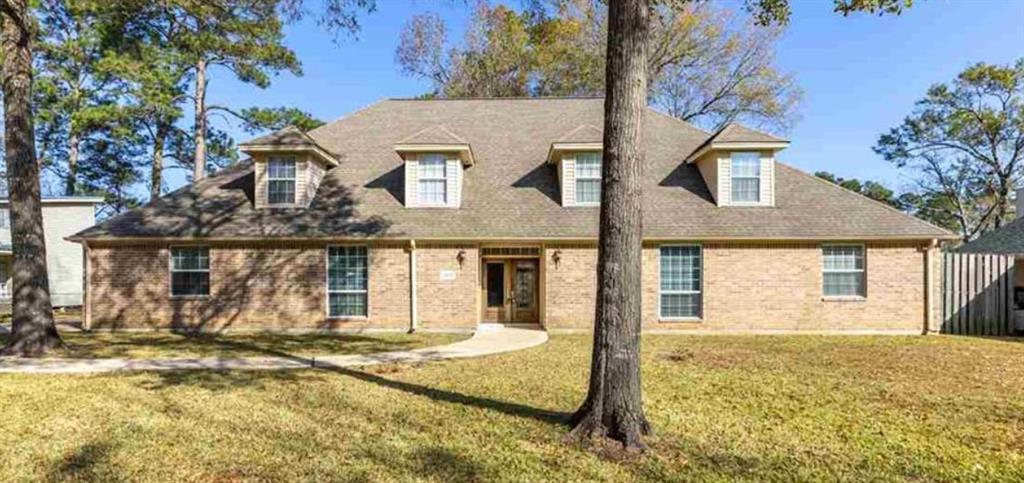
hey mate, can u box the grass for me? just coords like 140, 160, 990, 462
0, 331, 469, 360
0, 335, 1022, 481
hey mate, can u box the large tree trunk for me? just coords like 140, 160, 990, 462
64, 131, 79, 196
568, 0, 651, 452
1, 0, 61, 357
150, 121, 168, 199
193, 58, 207, 181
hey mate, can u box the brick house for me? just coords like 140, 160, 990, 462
69, 98, 956, 332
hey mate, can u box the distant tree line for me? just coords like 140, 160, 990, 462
25, 0, 378, 215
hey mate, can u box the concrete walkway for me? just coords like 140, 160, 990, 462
0, 324, 548, 375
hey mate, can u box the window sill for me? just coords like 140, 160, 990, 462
822, 296, 867, 302
659, 317, 702, 323
170, 295, 210, 300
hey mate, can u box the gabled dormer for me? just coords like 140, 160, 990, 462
239, 126, 339, 209
394, 126, 474, 209
547, 125, 603, 207
686, 123, 789, 207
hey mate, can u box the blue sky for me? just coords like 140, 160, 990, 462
178, 0, 1024, 194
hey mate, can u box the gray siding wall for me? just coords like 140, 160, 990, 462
0, 202, 97, 307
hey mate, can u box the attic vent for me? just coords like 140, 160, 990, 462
481, 247, 540, 258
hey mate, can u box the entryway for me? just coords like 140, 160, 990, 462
481, 258, 539, 324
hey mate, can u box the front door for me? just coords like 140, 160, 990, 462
511, 260, 538, 323
483, 262, 507, 322
481, 259, 538, 323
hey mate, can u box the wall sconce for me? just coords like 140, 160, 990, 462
552, 249, 562, 267
456, 250, 467, 267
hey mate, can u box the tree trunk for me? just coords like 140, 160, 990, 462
193, 58, 207, 181
567, 0, 651, 451
64, 131, 79, 196
1, 0, 61, 357
150, 121, 168, 199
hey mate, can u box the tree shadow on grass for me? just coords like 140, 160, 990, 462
45, 441, 126, 483
137, 336, 570, 427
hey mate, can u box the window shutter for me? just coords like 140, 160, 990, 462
445, 158, 460, 208
718, 156, 732, 205
404, 156, 418, 207
760, 156, 774, 207
561, 157, 576, 206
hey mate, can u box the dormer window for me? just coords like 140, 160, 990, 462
394, 125, 473, 209
418, 154, 449, 205
575, 152, 602, 205
730, 152, 761, 203
547, 124, 604, 207
267, 157, 297, 205
238, 125, 339, 209
685, 123, 788, 207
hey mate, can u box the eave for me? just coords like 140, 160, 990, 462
546, 142, 603, 164
394, 144, 475, 166
239, 144, 339, 167
685, 141, 790, 163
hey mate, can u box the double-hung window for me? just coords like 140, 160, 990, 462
328, 246, 368, 317
267, 157, 297, 205
660, 246, 702, 319
575, 152, 602, 205
822, 245, 866, 297
418, 154, 448, 205
170, 247, 210, 296
730, 152, 761, 203
0, 209, 8, 228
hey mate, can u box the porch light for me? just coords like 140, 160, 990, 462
456, 250, 467, 267
552, 249, 562, 267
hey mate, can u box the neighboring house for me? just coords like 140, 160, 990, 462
1, 197, 102, 307
69, 98, 956, 332
958, 188, 1024, 327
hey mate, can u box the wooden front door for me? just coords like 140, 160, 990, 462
482, 259, 538, 323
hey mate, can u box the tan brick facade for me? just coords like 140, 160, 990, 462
86, 239, 937, 332
415, 245, 479, 328
544, 241, 936, 332
87, 242, 412, 330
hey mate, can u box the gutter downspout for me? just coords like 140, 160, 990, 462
409, 240, 417, 333
925, 238, 937, 334
83, 242, 92, 331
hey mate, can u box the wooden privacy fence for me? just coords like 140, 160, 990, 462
942, 252, 1016, 335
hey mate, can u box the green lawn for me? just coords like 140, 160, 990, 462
0, 331, 468, 360
1, 335, 1021, 482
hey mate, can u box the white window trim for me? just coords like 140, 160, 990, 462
267, 156, 298, 206
417, 154, 449, 207
822, 243, 867, 300
574, 152, 602, 206
658, 244, 703, 322
168, 245, 210, 299
730, 152, 761, 205
325, 245, 370, 320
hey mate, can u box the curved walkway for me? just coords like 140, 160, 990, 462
0, 325, 548, 375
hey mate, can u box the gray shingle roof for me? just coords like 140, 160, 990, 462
74, 98, 952, 241
238, 125, 318, 147
396, 125, 468, 145
556, 124, 603, 143
957, 218, 1024, 254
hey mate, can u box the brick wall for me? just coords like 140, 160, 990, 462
543, 244, 597, 327
416, 244, 479, 328
547, 241, 932, 332
88, 239, 935, 332
88, 242, 410, 330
